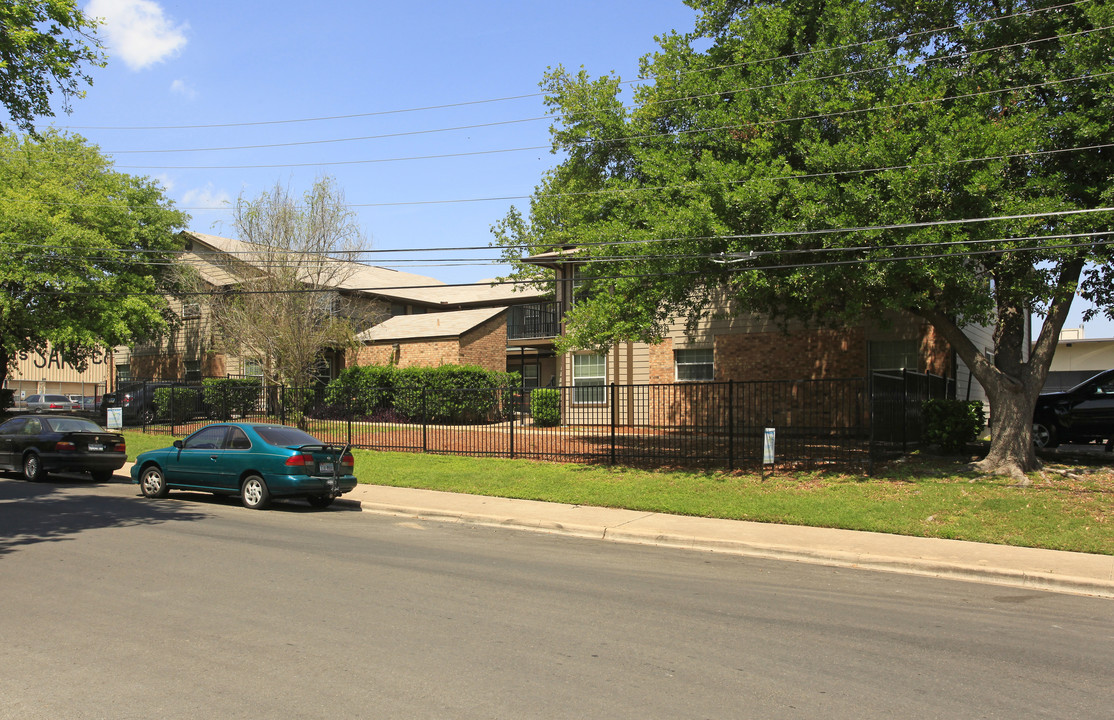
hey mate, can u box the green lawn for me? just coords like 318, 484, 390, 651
121, 430, 1113, 555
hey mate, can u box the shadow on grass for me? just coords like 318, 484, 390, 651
0, 476, 208, 557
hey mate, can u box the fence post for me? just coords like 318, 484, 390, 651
901, 368, 908, 454
509, 387, 515, 460
728, 379, 735, 472
867, 374, 876, 475
280, 385, 286, 426
346, 393, 353, 447
421, 386, 428, 453
609, 383, 617, 466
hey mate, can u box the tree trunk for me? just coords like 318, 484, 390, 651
972, 373, 1041, 481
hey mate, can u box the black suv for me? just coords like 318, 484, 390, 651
1033, 369, 1114, 449
102, 382, 203, 425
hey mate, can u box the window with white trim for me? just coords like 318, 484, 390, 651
572, 354, 606, 404
675, 348, 714, 381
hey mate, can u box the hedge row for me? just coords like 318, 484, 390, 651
323, 364, 521, 424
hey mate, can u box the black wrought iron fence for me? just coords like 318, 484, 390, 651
133, 370, 956, 473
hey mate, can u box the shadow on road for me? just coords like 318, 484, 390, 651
0, 477, 207, 557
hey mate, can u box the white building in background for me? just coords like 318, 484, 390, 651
3, 343, 113, 407
1045, 328, 1114, 391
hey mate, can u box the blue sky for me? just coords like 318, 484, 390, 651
23, 0, 1114, 338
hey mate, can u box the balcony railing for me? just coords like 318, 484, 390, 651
508, 302, 561, 340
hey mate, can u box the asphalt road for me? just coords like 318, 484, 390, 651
1, 477, 1112, 720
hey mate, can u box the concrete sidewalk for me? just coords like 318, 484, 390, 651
115, 462, 1114, 598
339, 483, 1114, 599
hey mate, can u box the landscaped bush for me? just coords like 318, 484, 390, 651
530, 388, 560, 427
923, 399, 986, 453
202, 378, 260, 420
389, 365, 520, 424
323, 365, 398, 416
153, 386, 200, 424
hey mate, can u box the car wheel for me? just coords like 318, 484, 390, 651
1033, 421, 1059, 449
23, 453, 46, 482
241, 475, 270, 510
91, 469, 114, 483
140, 466, 170, 498
307, 494, 334, 509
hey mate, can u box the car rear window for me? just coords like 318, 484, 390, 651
252, 425, 321, 447
45, 418, 104, 433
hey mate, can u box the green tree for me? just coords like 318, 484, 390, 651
0, 131, 189, 385
201, 178, 369, 388
494, 0, 1114, 479
0, 0, 105, 132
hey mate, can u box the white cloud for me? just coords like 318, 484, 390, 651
86, 0, 188, 71
181, 183, 233, 210
170, 78, 197, 99
153, 173, 174, 192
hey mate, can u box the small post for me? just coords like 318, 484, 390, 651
762, 427, 776, 479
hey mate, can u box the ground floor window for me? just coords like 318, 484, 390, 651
572, 354, 606, 404
675, 348, 714, 381
116, 364, 130, 385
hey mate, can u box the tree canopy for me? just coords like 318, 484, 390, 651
201, 178, 369, 388
493, 0, 1114, 477
0, 0, 104, 132
0, 131, 189, 384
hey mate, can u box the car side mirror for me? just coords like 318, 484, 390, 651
173, 440, 183, 449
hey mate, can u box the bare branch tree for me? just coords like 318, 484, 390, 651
205, 177, 371, 387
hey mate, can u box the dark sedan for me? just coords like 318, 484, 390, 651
1033, 369, 1114, 449
0, 415, 127, 482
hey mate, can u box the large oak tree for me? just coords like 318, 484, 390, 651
494, 0, 1114, 479
0, 0, 104, 132
0, 131, 189, 387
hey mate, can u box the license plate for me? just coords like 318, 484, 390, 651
318, 462, 334, 474
88, 444, 104, 451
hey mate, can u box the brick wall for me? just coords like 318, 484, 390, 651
716, 327, 867, 381
459, 314, 509, 372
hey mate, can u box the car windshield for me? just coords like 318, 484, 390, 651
44, 395, 71, 402
252, 425, 322, 447
45, 418, 104, 433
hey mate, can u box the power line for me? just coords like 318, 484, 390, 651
41, 0, 1092, 133
23, 235, 1114, 299
6, 142, 1113, 212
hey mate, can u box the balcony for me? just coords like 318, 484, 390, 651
508, 302, 561, 341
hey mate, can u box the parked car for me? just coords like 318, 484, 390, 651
131, 422, 357, 509
25, 394, 81, 413
102, 382, 202, 425
1033, 369, 1114, 449
0, 415, 127, 482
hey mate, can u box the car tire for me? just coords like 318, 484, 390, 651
1033, 421, 1059, 449
23, 453, 46, 482
91, 469, 114, 483
140, 465, 170, 498
307, 494, 334, 509
241, 475, 270, 510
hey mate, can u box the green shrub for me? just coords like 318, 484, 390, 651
531, 388, 560, 427
202, 378, 260, 420
323, 365, 397, 415
153, 386, 200, 424
923, 399, 985, 453
389, 365, 520, 424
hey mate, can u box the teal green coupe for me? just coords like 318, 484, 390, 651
131, 423, 357, 509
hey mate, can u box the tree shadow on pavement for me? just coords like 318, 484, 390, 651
0, 478, 207, 557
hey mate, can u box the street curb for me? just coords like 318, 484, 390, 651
346, 498, 1114, 599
